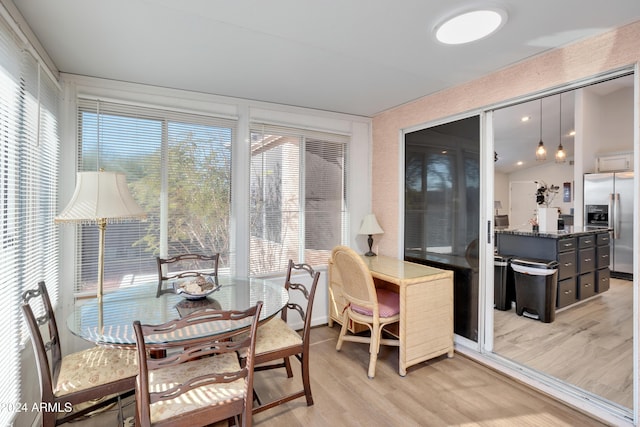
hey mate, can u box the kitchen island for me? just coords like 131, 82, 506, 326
496, 227, 611, 309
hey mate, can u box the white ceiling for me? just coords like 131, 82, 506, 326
493, 75, 634, 174
10, 0, 640, 118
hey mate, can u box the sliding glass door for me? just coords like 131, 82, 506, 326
404, 116, 480, 342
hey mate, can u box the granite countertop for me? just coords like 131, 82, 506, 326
496, 226, 611, 239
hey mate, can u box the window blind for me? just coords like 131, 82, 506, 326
249, 122, 348, 275
76, 99, 235, 294
0, 17, 60, 425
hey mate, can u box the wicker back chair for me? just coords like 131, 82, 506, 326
331, 245, 400, 378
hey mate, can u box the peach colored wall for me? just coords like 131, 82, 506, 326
372, 20, 640, 256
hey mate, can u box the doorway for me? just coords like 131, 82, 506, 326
490, 73, 635, 412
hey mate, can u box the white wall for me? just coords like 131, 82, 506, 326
595, 86, 635, 156
506, 160, 575, 229
494, 171, 509, 216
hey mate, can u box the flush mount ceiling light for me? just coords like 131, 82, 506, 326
435, 8, 507, 44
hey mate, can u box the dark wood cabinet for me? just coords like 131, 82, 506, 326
578, 271, 596, 299
496, 228, 610, 311
557, 276, 578, 308
596, 267, 610, 292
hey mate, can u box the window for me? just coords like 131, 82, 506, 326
0, 19, 60, 425
250, 123, 348, 275
76, 99, 235, 293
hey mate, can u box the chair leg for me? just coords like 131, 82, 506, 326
42, 410, 56, 427
300, 351, 314, 406
283, 356, 293, 378
336, 313, 349, 351
367, 324, 381, 379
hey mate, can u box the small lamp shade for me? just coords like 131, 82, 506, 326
55, 171, 147, 224
358, 214, 383, 257
358, 214, 384, 236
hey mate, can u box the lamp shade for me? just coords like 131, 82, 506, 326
358, 213, 384, 235
55, 171, 147, 223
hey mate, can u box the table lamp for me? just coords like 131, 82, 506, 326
494, 200, 502, 215
55, 171, 147, 302
358, 213, 384, 257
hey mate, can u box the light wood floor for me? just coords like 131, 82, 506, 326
493, 277, 633, 409
73, 325, 610, 427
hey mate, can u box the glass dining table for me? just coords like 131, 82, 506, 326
67, 276, 289, 346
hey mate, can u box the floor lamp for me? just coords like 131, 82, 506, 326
55, 171, 147, 303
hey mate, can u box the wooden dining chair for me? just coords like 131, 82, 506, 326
242, 259, 320, 414
21, 281, 137, 427
331, 245, 400, 378
133, 301, 263, 427
156, 253, 220, 297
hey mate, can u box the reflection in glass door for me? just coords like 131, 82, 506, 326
403, 116, 480, 342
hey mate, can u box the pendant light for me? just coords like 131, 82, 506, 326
535, 98, 546, 161
555, 93, 567, 163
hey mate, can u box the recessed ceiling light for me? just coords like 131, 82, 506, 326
516, 161, 524, 166
521, 116, 530, 122
569, 130, 576, 136
435, 9, 507, 45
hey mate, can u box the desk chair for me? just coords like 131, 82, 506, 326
21, 281, 137, 427
244, 260, 320, 414
156, 253, 219, 297
133, 302, 263, 427
331, 245, 400, 379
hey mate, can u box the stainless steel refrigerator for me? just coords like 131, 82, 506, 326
584, 172, 634, 277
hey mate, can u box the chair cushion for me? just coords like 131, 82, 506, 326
351, 289, 400, 318
145, 352, 245, 424
55, 346, 137, 397
233, 317, 302, 355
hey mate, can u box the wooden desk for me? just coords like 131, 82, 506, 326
328, 254, 454, 376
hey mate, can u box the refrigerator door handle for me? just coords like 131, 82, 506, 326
614, 193, 621, 239
608, 193, 614, 231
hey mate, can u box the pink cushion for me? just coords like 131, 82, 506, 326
351, 289, 400, 318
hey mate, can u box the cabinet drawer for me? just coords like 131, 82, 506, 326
557, 277, 577, 309
579, 247, 596, 272
578, 272, 596, 299
596, 245, 610, 269
579, 235, 596, 249
557, 237, 577, 253
557, 251, 576, 280
597, 232, 610, 246
596, 268, 610, 293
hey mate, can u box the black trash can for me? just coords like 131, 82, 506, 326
511, 258, 559, 323
494, 254, 515, 311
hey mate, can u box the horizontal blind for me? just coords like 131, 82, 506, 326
0, 19, 23, 426
0, 15, 60, 426
76, 99, 235, 294
249, 122, 348, 275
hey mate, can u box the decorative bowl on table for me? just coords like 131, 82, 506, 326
173, 275, 220, 300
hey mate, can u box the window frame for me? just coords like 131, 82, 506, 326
249, 122, 349, 275
74, 98, 237, 295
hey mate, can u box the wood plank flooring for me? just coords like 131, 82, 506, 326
74, 325, 610, 426
493, 277, 633, 409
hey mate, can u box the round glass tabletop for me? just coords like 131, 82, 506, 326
67, 276, 288, 346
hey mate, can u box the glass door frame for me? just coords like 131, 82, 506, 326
478, 67, 639, 426
398, 66, 638, 426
